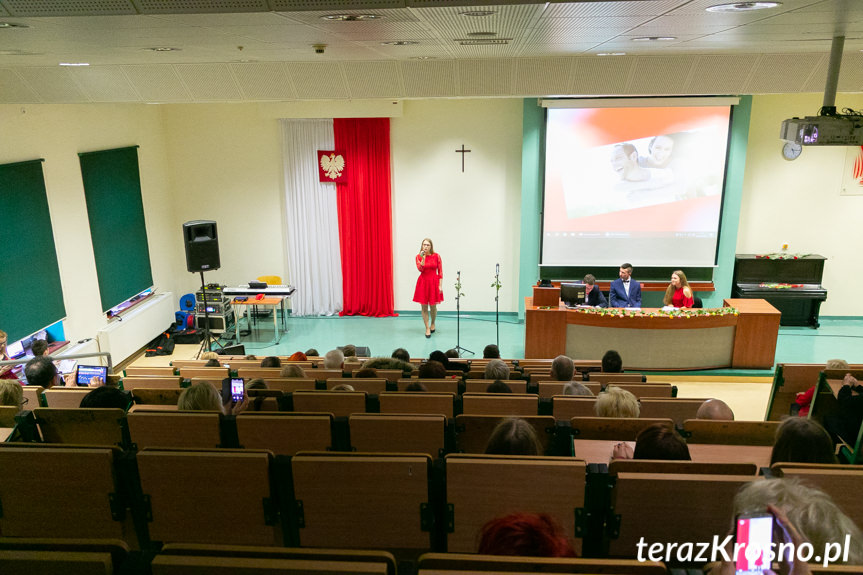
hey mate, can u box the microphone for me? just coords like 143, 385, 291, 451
496, 263, 499, 275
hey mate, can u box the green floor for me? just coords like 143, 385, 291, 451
214, 312, 863, 372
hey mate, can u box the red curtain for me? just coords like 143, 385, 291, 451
334, 118, 397, 317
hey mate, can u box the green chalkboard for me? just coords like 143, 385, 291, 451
79, 147, 153, 312
0, 160, 67, 342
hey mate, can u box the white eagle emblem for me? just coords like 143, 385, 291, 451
320, 153, 345, 180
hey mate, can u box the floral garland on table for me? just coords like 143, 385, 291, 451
759, 283, 804, 289
754, 253, 810, 260
570, 307, 739, 318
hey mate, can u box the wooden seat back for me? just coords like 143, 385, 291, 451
291, 390, 366, 417
290, 453, 432, 550
552, 397, 598, 420
327, 378, 386, 394
178, 367, 230, 379
309, 369, 343, 381
608, 472, 755, 557
127, 411, 221, 449
570, 417, 673, 440
454, 415, 556, 454
0, 539, 129, 575
638, 398, 706, 425
237, 368, 285, 380
682, 419, 779, 445
43, 388, 92, 408
588, 372, 645, 384
124, 366, 176, 377
397, 379, 458, 393
170, 360, 207, 368
766, 363, 826, 420
607, 383, 673, 398
374, 370, 404, 383
461, 393, 538, 416
686, 444, 773, 467
444, 454, 586, 554
417, 553, 666, 574
378, 392, 455, 418
537, 381, 601, 398
608, 459, 758, 476
132, 388, 183, 405
137, 449, 280, 546
349, 414, 446, 458
22, 385, 44, 408
463, 380, 528, 394
0, 405, 18, 427
236, 413, 333, 455
121, 376, 183, 390
0, 445, 131, 541
34, 408, 126, 447
772, 463, 863, 524
260, 378, 316, 393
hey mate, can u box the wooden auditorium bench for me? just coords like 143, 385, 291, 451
121, 376, 183, 390
291, 390, 366, 417
638, 398, 706, 426
569, 417, 673, 464
771, 462, 863, 525
0, 538, 130, 575
553, 397, 598, 420
682, 419, 779, 445
42, 388, 92, 408
348, 413, 446, 458
259, 378, 316, 393
588, 373, 646, 384
454, 414, 556, 455
397, 379, 458, 394
326, 378, 387, 394
33, 408, 126, 448
178, 367, 230, 380
378, 392, 455, 418
124, 366, 176, 377
131, 388, 183, 406
461, 393, 539, 416
608, 459, 759, 476
417, 553, 666, 574
127, 411, 221, 449
236, 413, 333, 456
463, 380, 528, 393
22, 385, 44, 408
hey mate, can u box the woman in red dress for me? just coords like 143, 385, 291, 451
413, 238, 443, 338
663, 270, 694, 308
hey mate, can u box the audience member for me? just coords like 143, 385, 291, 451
478, 512, 576, 557
354, 368, 377, 378
200, 351, 219, 361
331, 383, 355, 391
824, 373, 863, 444
771, 417, 837, 465
391, 348, 410, 362
260, 356, 281, 368
696, 398, 735, 420
601, 350, 623, 373
287, 351, 307, 362
246, 378, 268, 411
550, 355, 574, 382
24, 356, 64, 388
279, 364, 306, 378
484, 359, 510, 381
633, 422, 691, 460
178, 382, 247, 415
595, 386, 639, 418
484, 417, 541, 455
204, 358, 221, 367
342, 344, 357, 358
483, 344, 501, 359
431, 349, 468, 373
563, 382, 594, 396
30, 339, 49, 357
405, 381, 427, 392
418, 360, 447, 379
0, 381, 23, 407
0, 330, 15, 380
80, 387, 131, 410
324, 349, 345, 369
796, 358, 848, 417
362, 356, 415, 375
486, 380, 513, 394
304, 348, 319, 357
244, 354, 258, 360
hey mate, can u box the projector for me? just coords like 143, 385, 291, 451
780, 114, 863, 146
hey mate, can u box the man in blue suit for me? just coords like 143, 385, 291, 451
609, 263, 642, 308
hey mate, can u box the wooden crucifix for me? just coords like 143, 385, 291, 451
455, 144, 471, 172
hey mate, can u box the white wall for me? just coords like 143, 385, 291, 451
738, 93, 863, 316
391, 99, 524, 312
0, 103, 176, 341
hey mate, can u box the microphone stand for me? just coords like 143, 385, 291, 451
493, 263, 501, 347
454, 270, 473, 357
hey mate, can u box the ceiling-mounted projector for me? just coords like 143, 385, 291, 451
780, 114, 863, 146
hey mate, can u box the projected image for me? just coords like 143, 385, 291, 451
543, 105, 732, 267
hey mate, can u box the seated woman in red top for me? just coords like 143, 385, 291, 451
663, 270, 694, 308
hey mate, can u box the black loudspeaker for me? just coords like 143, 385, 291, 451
183, 220, 220, 272
218, 344, 246, 356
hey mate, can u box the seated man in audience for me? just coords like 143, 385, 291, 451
391, 347, 410, 362
0, 381, 24, 407
418, 360, 447, 379
354, 367, 377, 378
23, 356, 86, 388
279, 364, 306, 378
80, 386, 131, 410
601, 350, 623, 373
478, 512, 576, 557
430, 350, 467, 373
304, 349, 319, 358
484, 359, 510, 381
595, 386, 639, 418
771, 417, 837, 465
485, 417, 541, 455
323, 349, 344, 369
614, 422, 691, 460
563, 382, 594, 396
696, 398, 735, 420
404, 381, 427, 392
30, 339, 49, 357
260, 356, 281, 368
483, 344, 501, 359
486, 380, 513, 393
204, 358, 221, 367
549, 355, 575, 382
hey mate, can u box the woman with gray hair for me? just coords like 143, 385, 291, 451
484, 359, 510, 381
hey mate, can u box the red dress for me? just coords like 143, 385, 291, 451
671, 287, 694, 308
413, 253, 443, 305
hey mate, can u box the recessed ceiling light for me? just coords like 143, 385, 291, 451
632, 36, 676, 41
0, 22, 28, 29
410, 56, 437, 60
706, 2, 781, 12
456, 38, 511, 45
146, 47, 180, 52
459, 11, 496, 17
59, 62, 89, 66
466, 32, 497, 37
597, 52, 627, 56
381, 41, 418, 46
0, 49, 40, 55
321, 14, 380, 21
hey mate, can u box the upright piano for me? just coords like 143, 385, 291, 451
732, 254, 827, 328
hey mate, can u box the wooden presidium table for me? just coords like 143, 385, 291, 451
525, 288, 780, 369
232, 297, 284, 345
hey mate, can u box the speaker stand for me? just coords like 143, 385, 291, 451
195, 271, 224, 358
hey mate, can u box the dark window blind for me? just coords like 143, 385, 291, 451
79, 146, 153, 312
0, 160, 66, 342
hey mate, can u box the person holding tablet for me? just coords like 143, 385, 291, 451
664, 270, 694, 308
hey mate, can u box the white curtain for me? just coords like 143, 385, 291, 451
281, 119, 343, 316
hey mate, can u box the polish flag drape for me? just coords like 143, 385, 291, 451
334, 118, 397, 317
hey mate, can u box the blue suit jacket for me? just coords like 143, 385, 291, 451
609, 278, 642, 308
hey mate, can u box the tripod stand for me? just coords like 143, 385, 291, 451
454, 270, 473, 357
195, 271, 225, 359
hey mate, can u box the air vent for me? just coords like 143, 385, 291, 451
455, 38, 510, 46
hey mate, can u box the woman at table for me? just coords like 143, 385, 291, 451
663, 270, 694, 308
413, 237, 443, 338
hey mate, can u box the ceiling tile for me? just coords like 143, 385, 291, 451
0, 68, 39, 102
457, 58, 512, 96
122, 64, 192, 100
231, 61, 297, 99
286, 61, 349, 98
400, 58, 456, 97
15, 66, 88, 102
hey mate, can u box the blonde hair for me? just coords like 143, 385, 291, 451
420, 237, 435, 255
0, 381, 23, 407
280, 364, 306, 378
331, 384, 355, 391
663, 270, 691, 306
178, 382, 222, 411
825, 358, 849, 370
595, 386, 640, 418
200, 351, 220, 361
